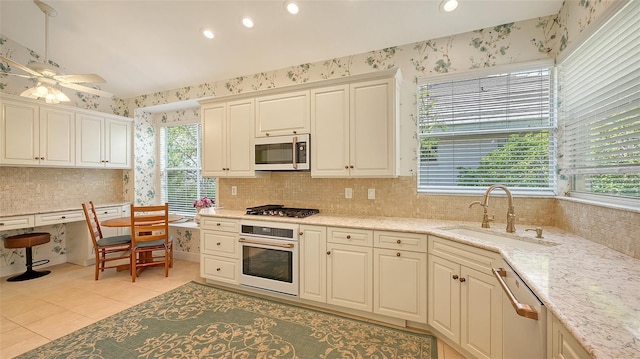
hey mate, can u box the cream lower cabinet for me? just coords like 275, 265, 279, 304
549, 313, 590, 359
299, 225, 327, 302
1, 98, 75, 167
310, 73, 399, 178
201, 99, 256, 177
200, 217, 240, 284
428, 235, 503, 359
373, 231, 427, 323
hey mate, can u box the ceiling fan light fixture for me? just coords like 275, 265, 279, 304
284, 1, 299, 15
20, 82, 69, 104
242, 17, 254, 28
440, 0, 459, 12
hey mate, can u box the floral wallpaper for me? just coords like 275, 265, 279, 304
0, 0, 622, 272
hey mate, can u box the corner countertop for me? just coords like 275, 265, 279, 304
201, 209, 640, 359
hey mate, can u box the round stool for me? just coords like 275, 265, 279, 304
3, 232, 51, 282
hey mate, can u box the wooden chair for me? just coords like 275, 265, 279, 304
130, 203, 173, 282
82, 201, 132, 280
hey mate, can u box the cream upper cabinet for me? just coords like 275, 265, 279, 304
255, 90, 310, 137
75, 113, 132, 169
311, 76, 399, 178
1, 98, 75, 167
201, 99, 256, 177
429, 235, 503, 359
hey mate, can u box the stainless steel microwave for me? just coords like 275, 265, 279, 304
254, 134, 310, 171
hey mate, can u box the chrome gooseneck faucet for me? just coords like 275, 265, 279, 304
469, 184, 516, 233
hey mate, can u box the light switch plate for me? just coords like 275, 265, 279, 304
231, 186, 237, 196
345, 188, 353, 199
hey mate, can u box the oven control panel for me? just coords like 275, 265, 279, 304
240, 220, 300, 241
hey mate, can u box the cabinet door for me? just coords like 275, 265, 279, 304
1, 99, 39, 165
550, 314, 590, 359
460, 266, 503, 359
299, 225, 327, 302
201, 103, 227, 177
310, 85, 350, 177
227, 99, 255, 177
374, 248, 427, 322
201, 230, 238, 258
105, 118, 131, 168
326, 242, 373, 312
201, 255, 239, 284
39, 107, 75, 166
76, 113, 105, 167
255, 90, 310, 137
350, 78, 396, 177
428, 255, 461, 343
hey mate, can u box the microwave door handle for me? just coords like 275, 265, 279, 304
292, 136, 298, 169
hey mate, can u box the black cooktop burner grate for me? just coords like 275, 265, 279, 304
246, 204, 320, 218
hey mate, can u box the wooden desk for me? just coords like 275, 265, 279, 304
101, 214, 183, 228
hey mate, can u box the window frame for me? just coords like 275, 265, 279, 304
416, 60, 557, 196
157, 120, 216, 216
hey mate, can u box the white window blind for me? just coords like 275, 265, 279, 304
417, 66, 556, 194
160, 123, 216, 215
559, 0, 640, 200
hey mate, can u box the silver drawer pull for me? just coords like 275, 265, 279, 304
492, 268, 539, 320
239, 238, 294, 249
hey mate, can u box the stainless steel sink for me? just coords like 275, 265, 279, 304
442, 226, 558, 250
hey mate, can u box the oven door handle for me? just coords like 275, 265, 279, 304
239, 238, 295, 249
492, 267, 539, 320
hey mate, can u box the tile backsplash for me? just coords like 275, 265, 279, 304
0, 167, 126, 215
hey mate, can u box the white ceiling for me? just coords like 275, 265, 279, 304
0, 0, 563, 100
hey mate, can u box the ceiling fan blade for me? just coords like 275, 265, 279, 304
55, 73, 106, 84
60, 82, 113, 98
0, 55, 41, 77
1, 72, 34, 79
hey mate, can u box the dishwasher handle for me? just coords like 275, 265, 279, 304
492, 267, 539, 320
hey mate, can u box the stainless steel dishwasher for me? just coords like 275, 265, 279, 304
493, 259, 547, 358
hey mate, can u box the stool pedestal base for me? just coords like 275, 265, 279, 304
7, 268, 51, 282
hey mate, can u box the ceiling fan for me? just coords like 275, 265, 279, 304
0, 0, 113, 103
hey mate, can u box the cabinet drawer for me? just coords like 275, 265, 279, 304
201, 231, 238, 257
374, 231, 427, 252
35, 210, 84, 226
201, 255, 238, 284
93, 206, 121, 219
328, 227, 373, 247
200, 217, 239, 232
429, 235, 500, 274
0, 215, 35, 231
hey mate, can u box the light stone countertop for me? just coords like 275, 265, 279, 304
202, 209, 640, 359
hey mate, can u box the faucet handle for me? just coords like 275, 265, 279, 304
526, 227, 544, 239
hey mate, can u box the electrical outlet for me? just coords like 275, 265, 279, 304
368, 188, 375, 200
345, 188, 353, 199
231, 186, 237, 196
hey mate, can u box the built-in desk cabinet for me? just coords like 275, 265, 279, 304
75, 113, 132, 168
0, 215, 35, 231
1, 98, 75, 166
0, 95, 132, 169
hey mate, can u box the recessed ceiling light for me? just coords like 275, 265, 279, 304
284, 1, 299, 15
202, 28, 214, 39
242, 17, 254, 28
440, 0, 459, 12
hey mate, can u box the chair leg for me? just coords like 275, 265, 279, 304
94, 252, 100, 281
131, 250, 136, 283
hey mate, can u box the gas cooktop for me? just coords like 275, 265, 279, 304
246, 204, 320, 218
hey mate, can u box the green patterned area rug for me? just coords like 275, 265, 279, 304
18, 281, 437, 358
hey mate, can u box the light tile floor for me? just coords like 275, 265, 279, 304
0, 261, 466, 359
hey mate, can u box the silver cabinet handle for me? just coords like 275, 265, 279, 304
492, 268, 539, 320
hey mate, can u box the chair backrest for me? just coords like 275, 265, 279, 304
130, 203, 169, 246
81, 201, 102, 248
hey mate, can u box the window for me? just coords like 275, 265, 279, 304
417, 63, 557, 195
159, 123, 216, 215
559, 0, 640, 202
